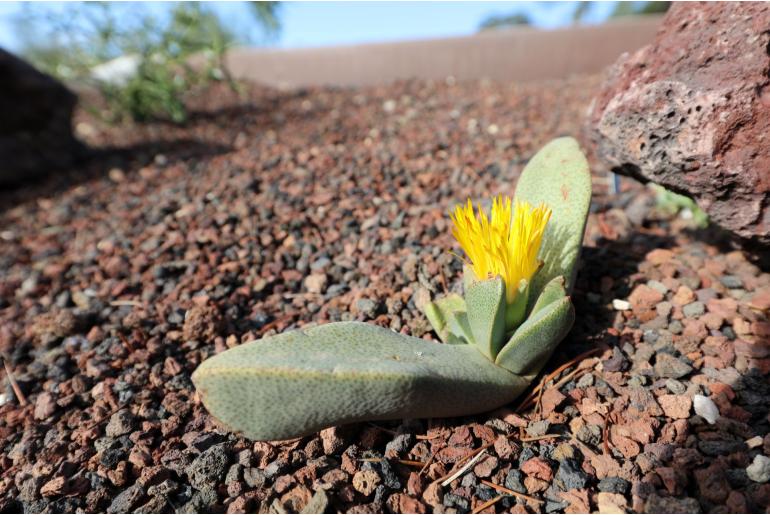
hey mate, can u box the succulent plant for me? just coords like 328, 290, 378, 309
193, 137, 592, 441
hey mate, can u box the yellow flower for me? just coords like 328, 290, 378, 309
450, 195, 551, 303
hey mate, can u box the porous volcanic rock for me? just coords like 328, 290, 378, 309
0, 48, 84, 185
586, 2, 770, 245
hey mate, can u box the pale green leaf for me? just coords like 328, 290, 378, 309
193, 322, 527, 441
514, 137, 591, 299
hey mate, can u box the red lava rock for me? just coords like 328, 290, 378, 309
748, 290, 770, 312
589, 454, 622, 480
448, 425, 473, 447
609, 431, 640, 459
182, 304, 223, 342
33, 392, 57, 420
734, 338, 770, 358
726, 490, 748, 513
656, 466, 686, 496
658, 394, 692, 419
304, 273, 328, 294
493, 434, 518, 460
421, 481, 443, 509
645, 249, 674, 266
40, 476, 66, 497
694, 463, 730, 505
406, 472, 424, 497
319, 427, 345, 455
670, 286, 694, 307
472, 455, 498, 478
521, 457, 553, 481
31, 310, 78, 345
629, 284, 664, 321
358, 426, 383, 449
387, 493, 427, 514
707, 297, 738, 320
227, 496, 252, 513
587, 2, 770, 244
559, 489, 590, 514
435, 446, 472, 464
597, 492, 628, 513
470, 423, 496, 445
523, 475, 549, 494
540, 388, 567, 414
319, 468, 348, 489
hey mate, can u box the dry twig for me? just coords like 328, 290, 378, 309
440, 450, 487, 486
3, 359, 27, 406
481, 479, 544, 505
472, 494, 504, 514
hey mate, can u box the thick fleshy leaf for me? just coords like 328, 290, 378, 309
423, 294, 472, 344
445, 310, 473, 345
514, 137, 591, 299
193, 322, 527, 441
465, 276, 507, 360
504, 278, 529, 332
530, 275, 567, 315
494, 296, 575, 376
462, 263, 477, 299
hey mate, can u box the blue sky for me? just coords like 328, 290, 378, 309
0, 2, 618, 53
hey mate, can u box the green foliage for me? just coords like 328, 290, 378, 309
479, 12, 531, 31
609, 1, 670, 18
192, 322, 528, 441
651, 184, 709, 228
465, 277, 507, 361
193, 138, 592, 441
495, 295, 575, 376
15, 2, 280, 124
424, 294, 471, 345
513, 137, 592, 299
426, 138, 589, 371
573, 1, 670, 23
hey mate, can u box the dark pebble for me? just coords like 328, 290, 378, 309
186, 443, 230, 490
555, 459, 589, 490
443, 493, 470, 511
598, 476, 630, 494
107, 484, 146, 514
504, 469, 526, 493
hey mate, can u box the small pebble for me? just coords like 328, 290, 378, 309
647, 280, 669, 295
654, 353, 693, 379
612, 299, 631, 311
693, 394, 719, 424
683, 301, 705, 318
746, 455, 770, 483
597, 476, 630, 494
720, 275, 743, 289
665, 379, 686, 395
526, 420, 550, 437
576, 373, 594, 388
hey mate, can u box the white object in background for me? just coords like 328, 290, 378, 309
747, 455, 770, 483
91, 54, 141, 86
612, 299, 631, 311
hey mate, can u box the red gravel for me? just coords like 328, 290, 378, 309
1, 76, 769, 513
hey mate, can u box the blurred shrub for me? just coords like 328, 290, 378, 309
651, 184, 709, 228
16, 2, 279, 124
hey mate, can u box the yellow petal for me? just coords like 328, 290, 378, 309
450, 196, 551, 304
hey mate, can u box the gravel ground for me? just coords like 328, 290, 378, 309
1, 76, 769, 514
